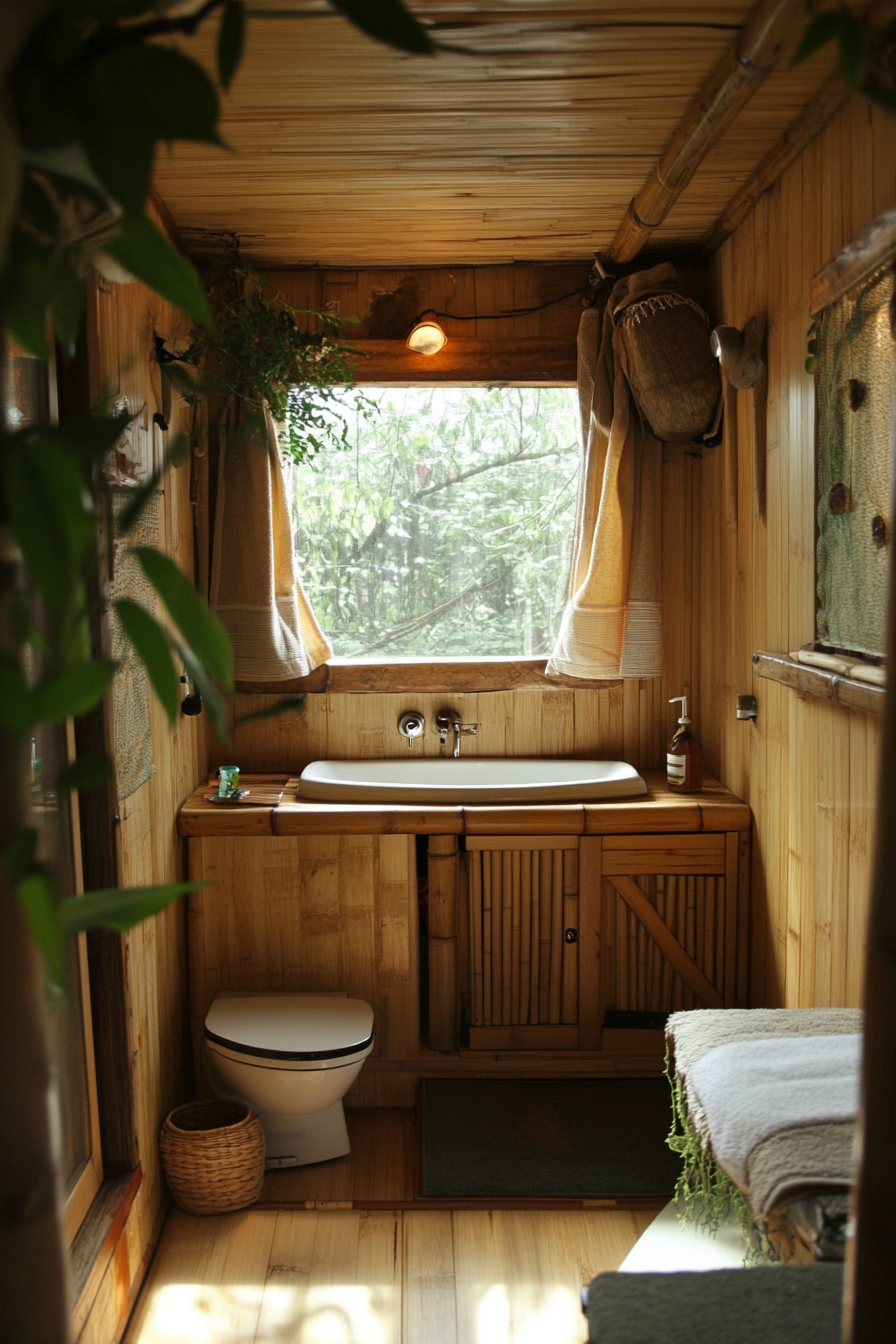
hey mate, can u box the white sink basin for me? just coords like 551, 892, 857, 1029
297, 758, 647, 805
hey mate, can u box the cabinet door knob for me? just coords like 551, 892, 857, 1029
564, 928, 578, 944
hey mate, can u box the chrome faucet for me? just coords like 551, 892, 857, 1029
435, 708, 479, 758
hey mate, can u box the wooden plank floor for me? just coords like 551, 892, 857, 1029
125, 1206, 653, 1344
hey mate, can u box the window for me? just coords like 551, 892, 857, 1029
5, 338, 103, 1243
292, 386, 580, 657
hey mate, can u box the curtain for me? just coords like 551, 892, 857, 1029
210, 403, 332, 681
546, 264, 672, 681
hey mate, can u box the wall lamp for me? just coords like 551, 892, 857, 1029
404, 284, 590, 357
406, 316, 448, 356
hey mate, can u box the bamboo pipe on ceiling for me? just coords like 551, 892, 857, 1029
605, 0, 808, 265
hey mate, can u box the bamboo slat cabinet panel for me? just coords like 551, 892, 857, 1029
462, 830, 750, 1052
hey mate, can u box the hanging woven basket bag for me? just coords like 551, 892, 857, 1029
614, 290, 722, 444
159, 1099, 265, 1215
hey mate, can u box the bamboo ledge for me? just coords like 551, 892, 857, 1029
753, 651, 886, 715
178, 772, 750, 838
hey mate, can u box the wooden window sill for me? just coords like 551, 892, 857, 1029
235, 656, 623, 696
753, 651, 885, 715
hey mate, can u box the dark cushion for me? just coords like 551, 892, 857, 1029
583, 1265, 843, 1344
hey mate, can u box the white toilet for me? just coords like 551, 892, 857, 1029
204, 993, 374, 1167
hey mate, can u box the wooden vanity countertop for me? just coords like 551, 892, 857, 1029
178, 771, 750, 838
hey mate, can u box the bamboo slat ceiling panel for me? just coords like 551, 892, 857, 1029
154, 0, 836, 266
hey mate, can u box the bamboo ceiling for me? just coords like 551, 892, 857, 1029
153, 0, 837, 267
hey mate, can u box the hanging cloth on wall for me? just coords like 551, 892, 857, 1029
210, 402, 332, 681
547, 264, 675, 681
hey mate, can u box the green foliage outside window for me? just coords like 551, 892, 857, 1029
293, 387, 580, 658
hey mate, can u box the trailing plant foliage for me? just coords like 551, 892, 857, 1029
162, 239, 371, 465
793, 7, 896, 113
665, 1052, 775, 1264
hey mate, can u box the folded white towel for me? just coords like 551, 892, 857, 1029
688, 1033, 862, 1187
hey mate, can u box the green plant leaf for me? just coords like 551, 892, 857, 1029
173, 636, 230, 741
114, 598, 180, 725
17, 868, 65, 989
3, 248, 54, 361
791, 11, 850, 66
860, 81, 896, 114
95, 44, 221, 146
134, 547, 233, 689
838, 15, 867, 87
82, 125, 155, 217
0, 656, 35, 735
328, 0, 435, 54
31, 660, 116, 724
55, 754, 114, 796
233, 696, 306, 727
60, 881, 201, 936
49, 254, 86, 355
102, 215, 212, 327
218, 1, 246, 90
3, 429, 101, 611
4, 828, 38, 884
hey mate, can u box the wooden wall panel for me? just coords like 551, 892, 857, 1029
701, 94, 893, 1010
77, 214, 209, 1343
188, 834, 419, 1104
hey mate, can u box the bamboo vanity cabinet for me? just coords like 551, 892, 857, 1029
179, 774, 750, 1092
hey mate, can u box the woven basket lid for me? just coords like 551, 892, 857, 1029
205, 994, 374, 1061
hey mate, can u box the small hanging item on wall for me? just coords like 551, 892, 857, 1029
614, 288, 722, 445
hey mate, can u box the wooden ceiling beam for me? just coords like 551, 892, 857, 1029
605, 0, 807, 265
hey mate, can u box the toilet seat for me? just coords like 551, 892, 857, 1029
204, 994, 374, 1071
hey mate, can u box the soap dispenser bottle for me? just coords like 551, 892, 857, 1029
667, 696, 703, 793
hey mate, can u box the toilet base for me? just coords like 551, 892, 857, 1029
256, 1099, 351, 1168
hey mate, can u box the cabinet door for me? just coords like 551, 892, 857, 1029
466, 837, 578, 1050
579, 834, 747, 1050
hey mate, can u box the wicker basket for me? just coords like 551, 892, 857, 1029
159, 1100, 265, 1215
616, 291, 721, 444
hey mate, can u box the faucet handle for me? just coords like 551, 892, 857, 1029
398, 711, 425, 745
434, 708, 461, 745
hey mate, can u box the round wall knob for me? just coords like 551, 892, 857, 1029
398, 711, 425, 740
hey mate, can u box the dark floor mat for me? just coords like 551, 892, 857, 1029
421, 1078, 681, 1198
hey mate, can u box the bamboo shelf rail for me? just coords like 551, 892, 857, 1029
753, 652, 886, 716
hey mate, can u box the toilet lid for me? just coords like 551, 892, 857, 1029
205, 995, 374, 1062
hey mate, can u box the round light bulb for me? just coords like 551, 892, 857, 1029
406, 321, 447, 356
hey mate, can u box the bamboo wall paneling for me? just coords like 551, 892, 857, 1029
702, 94, 893, 1012
700, 73, 849, 256
75, 202, 210, 1344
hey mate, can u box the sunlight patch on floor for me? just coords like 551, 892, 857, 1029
474, 1282, 586, 1344
131, 1283, 396, 1344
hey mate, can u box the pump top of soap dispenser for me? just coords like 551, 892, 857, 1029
669, 696, 692, 724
